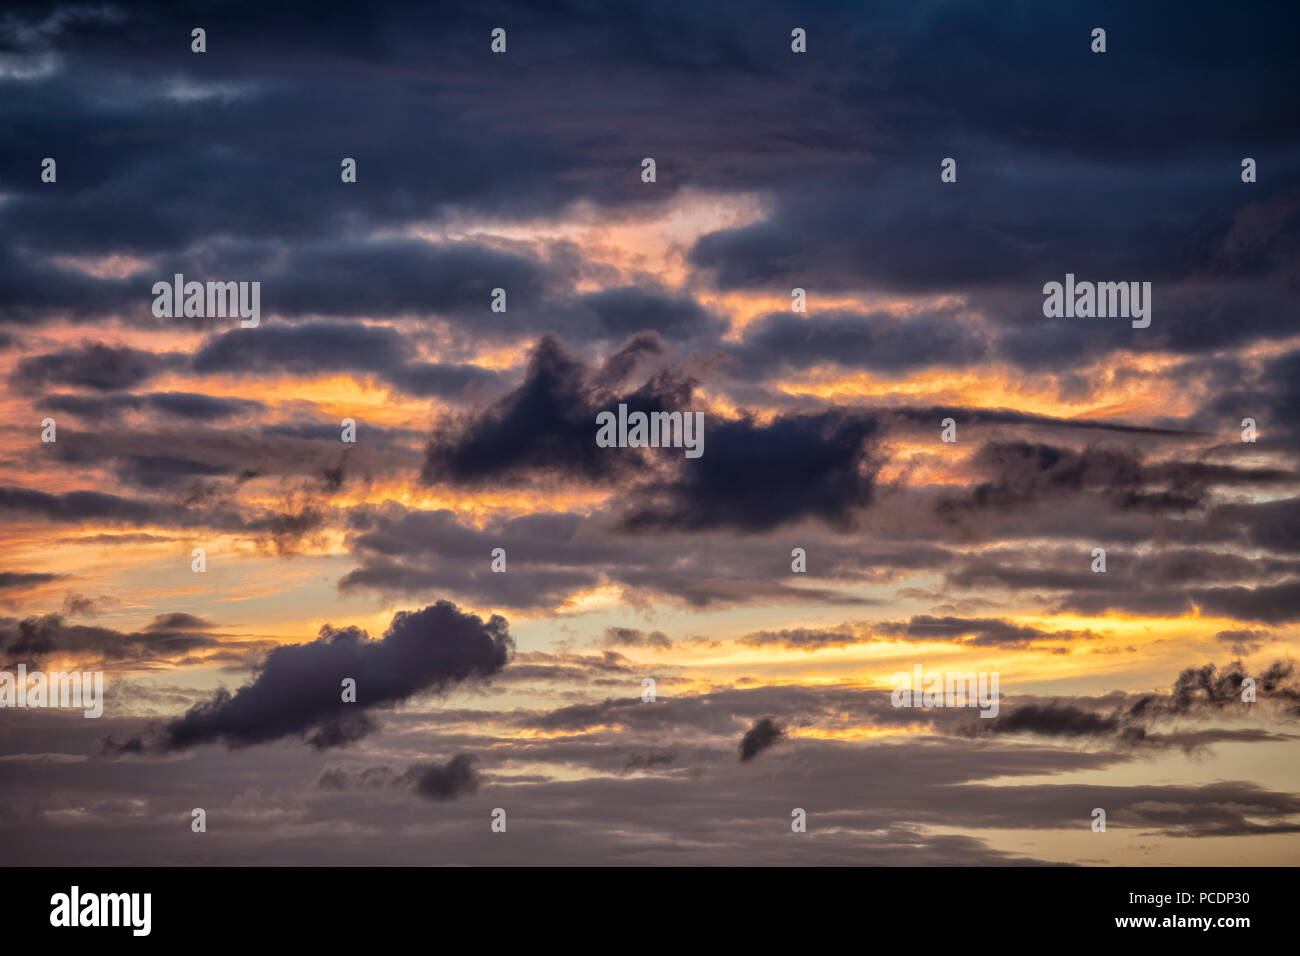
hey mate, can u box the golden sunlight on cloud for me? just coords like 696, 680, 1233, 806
790, 726, 915, 741
405, 188, 769, 290
772, 356, 1195, 421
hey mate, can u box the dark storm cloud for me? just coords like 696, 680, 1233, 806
422, 335, 889, 535
980, 704, 1124, 739
622, 408, 882, 533
0, 0, 1293, 370
102, 601, 514, 753
14, 342, 186, 391
738, 716, 784, 761
0, 0, 796, 276
400, 754, 481, 801
677, 0, 1300, 315
422, 334, 692, 487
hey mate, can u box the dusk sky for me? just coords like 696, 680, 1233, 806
2, 0, 1299, 866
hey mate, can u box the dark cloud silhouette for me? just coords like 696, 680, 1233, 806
738, 716, 784, 762
623, 409, 882, 532
577, 286, 724, 342
15, 343, 185, 392
981, 704, 1125, 739
0, 613, 242, 669
305, 713, 377, 751
728, 308, 988, 376
875, 615, 1102, 650
0, 571, 61, 591
143, 612, 217, 632
402, 754, 481, 800
423, 334, 692, 487
1216, 628, 1272, 656
603, 627, 673, 650
102, 601, 514, 753
972, 660, 1300, 749
423, 335, 888, 532
1155, 660, 1300, 717
144, 392, 266, 420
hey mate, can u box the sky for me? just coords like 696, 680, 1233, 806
1, 0, 1299, 866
